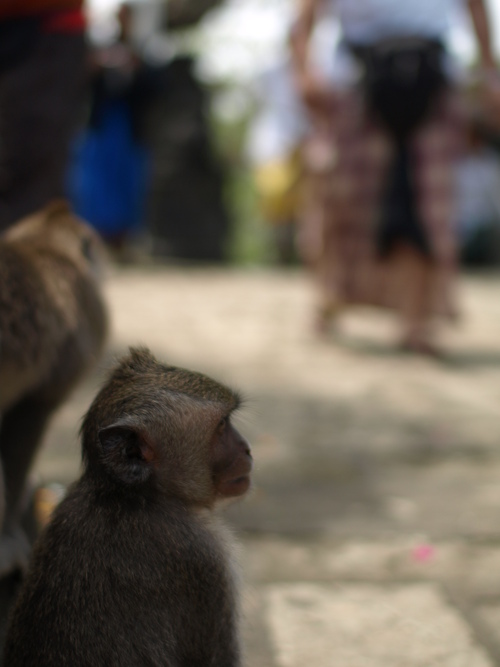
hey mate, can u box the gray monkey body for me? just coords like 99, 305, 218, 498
4, 348, 251, 666
0, 201, 107, 574
4, 484, 240, 666
0, 202, 107, 412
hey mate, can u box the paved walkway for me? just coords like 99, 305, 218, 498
36, 266, 500, 666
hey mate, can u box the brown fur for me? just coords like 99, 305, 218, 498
3, 348, 252, 666
0, 200, 108, 573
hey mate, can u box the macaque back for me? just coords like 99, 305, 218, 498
3, 348, 252, 667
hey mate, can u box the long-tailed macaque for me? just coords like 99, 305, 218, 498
0, 200, 108, 575
4, 348, 252, 667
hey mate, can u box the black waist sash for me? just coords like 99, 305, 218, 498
347, 37, 447, 258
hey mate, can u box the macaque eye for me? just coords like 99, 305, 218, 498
218, 417, 228, 432
81, 236, 94, 261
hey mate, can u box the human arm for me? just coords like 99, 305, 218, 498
466, 0, 500, 125
289, 0, 333, 109
290, 0, 319, 79
467, 0, 497, 71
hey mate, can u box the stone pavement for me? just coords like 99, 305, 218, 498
35, 265, 500, 666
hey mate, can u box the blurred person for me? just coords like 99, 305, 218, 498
246, 57, 308, 264
0, 0, 87, 231
456, 118, 500, 265
69, 2, 150, 254
145, 55, 231, 263
291, 0, 500, 355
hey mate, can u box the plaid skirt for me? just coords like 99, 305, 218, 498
299, 86, 465, 318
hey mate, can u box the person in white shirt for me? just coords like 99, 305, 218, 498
291, 0, 500, 355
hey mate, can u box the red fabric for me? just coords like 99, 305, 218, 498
0, 0, 83, 21
42, 8, 86, 32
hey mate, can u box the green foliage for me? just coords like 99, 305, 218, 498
224, 165, 274, 265
211, 112, 274, 265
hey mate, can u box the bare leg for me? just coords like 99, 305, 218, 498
0, 398, 53, 522
298, 160, 342, 334
391, 243, 439, 353
0, 397, 54, 577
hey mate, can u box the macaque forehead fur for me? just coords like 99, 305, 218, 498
3, 199, 106, 278
80, 348, 241, 501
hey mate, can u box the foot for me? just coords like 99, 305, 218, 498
313, 302, 341, 336
399, 338, 444, 359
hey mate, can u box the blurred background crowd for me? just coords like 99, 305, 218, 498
2, 3, 500, 661
1, 0, 500, 351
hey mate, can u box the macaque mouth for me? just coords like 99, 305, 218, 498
217, 472, 251, 497
237, 455, 253, 478
233, 475, 249, 485
228, 475, 251, 495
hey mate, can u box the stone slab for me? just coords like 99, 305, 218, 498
264, 582, 493, 667
240, 537, 500, 597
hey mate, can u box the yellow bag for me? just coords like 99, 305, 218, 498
253, 152, 302, 224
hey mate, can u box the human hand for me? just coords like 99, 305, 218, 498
296, 70, 334, 112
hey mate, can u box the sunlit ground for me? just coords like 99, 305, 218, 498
34, 264, 500, 666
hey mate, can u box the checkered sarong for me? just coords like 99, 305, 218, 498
299, 86, 465, 317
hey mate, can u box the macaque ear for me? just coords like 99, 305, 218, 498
98, 424, 155, 485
